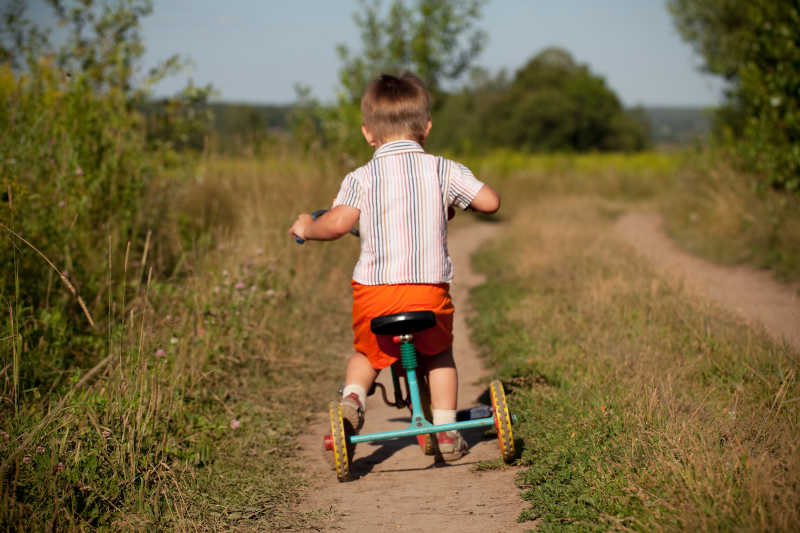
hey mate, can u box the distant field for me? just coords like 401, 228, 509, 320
187, 102, 712, 148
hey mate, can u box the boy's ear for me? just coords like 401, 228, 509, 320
361, 124, 376, 147
422, 120, 432, 141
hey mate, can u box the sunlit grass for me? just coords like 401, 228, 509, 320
469, 196, 799, 531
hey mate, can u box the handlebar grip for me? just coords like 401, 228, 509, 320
295, 209, 329, 245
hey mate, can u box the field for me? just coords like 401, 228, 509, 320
467, 155, 799, 530
2, 147, 799, 530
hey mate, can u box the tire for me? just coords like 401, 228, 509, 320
489, 380, 515, 463
328, 401, 352, 481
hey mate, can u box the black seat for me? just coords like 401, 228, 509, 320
370, 311, 436, 336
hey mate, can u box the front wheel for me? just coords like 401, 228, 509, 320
328, 401, 352, 481
489, 380, 515, 463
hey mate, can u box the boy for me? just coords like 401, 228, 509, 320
289, 73, 500, 460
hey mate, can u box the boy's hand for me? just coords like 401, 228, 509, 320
289, 213, 314, 241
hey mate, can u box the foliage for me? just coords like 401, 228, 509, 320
337, 0, 486, 101
0, 5, 222, 527
669, 0, 800, 192
295, 0, 486, 158
429, 48, 650, 153
144, 81, 216, 153
1, 155, 357, 529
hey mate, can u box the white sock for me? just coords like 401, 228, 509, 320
342, 384, 367, 410
432, 408, 456, 426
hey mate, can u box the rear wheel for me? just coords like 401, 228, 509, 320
490, 380, 515, 463
328, 401, 352, 481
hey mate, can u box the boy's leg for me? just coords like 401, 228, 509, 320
341, 352, 378, 432
426, 347, 457, 411
426, 347, 467, 459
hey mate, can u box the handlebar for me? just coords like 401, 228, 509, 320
295, 209, 360, 244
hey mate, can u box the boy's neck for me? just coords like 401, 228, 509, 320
374, 137, 424, 150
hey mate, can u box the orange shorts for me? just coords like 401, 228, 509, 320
351, 280, 454, 370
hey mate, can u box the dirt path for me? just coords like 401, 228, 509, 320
296, 222, 528, 532
615, 212, 800, 351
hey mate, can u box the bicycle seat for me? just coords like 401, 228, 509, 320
370, 311, 436, 336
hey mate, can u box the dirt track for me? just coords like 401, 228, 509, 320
615, 212, 800, 351
296, 221, 529, 533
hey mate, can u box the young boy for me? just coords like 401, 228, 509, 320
289, 73, 500, 459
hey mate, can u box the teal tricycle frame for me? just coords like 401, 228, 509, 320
324, 310, 516, 482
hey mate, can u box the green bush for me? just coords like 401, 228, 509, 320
430, 48, 650, 153
669, 0, 800, 192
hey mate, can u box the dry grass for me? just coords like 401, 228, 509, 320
661, 152, 800, 281
1, 152, 359, 530
469, 194, 799, 531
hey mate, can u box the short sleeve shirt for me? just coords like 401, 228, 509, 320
332, 140, 484, 285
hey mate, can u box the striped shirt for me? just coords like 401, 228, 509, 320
332, 140, 484, 285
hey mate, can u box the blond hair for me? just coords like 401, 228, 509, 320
360, 73, 431, 144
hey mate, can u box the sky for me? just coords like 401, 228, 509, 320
33, 1, 727, 107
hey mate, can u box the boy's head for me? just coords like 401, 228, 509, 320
361, 73, 431, 146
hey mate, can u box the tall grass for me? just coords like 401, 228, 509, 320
1, 148, 359, 528
661, 148, 800, 281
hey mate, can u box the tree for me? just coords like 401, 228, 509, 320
668, 0, 800, 192
301, 0, 486, 158
431, 48, 648, 153
337, 0, 486, 103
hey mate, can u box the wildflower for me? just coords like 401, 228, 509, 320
56, 462, 65, 473
74, 167, 83, 175
213, 286, 220, 294
102, 430, 111, 438
265, 289, 276, 299
22, 456, 31, 464
0, 430, 8, 439
170, 337, 179, 345
255, 248, 264, 255
58, 200, 65, 207
234, 281, 246, 290
222, 269, 229, 277
230, 419, 241, 430
36, 445, 45, 454
155, 348, 166, 357
196, 327, 206, 336
165, 314, 172, 321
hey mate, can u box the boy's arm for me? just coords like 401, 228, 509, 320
289, 205, 360, 242
468, 184, 501, 214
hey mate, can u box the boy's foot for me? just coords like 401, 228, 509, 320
341, 392, 364, 432
436, 430, 468, 461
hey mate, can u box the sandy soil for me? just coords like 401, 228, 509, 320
614, 213, 800, 351
296, 221, 530, 533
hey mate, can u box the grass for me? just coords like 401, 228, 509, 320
467, 191, 799, 531
0, 153, 358, 530
4, 130, 798, 529
661, 149, 800, 282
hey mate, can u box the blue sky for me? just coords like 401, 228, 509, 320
34, 1, 727, 107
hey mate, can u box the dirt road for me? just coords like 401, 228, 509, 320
296, 221, 529, 533
615, 213, 800, 351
